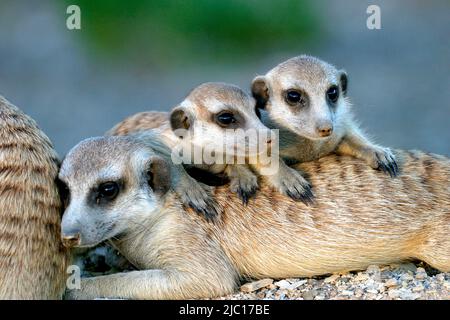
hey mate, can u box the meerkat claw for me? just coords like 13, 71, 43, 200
375, 151, 399, 178
237, 185, 258, 205
286, 184, 315, 205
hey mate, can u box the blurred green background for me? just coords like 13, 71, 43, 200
62, 0, 319, 68
0, 0, 448, 155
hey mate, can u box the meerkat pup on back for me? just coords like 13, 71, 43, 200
251, 55, 398, 176
109, 82, 314, 208
60, 135, 449, 299
0, 96, 69, 299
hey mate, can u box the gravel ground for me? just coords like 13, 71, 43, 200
221, 263, 449, 300
80, 247, 449, 300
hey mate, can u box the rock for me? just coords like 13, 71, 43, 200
274, 280, 291, 289
341, 290, 354, 296
354, 273, 369, 282
388, 289, 400, 299
366, 288, 378, 294
289, 280, 308, 290
401, 273, 414, 281
240, 278, 273, 293
366, 265, 381, 280
302, 289, 318, 300
385, 278, 399, 288
324, 274, 340, 283
412, 284, 424, 292
415, 267, 427, 280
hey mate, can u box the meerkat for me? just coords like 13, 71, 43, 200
109, 82, 314, 207
0, 96, 69, 299
59, 133, 449, 299
251, 55, 399, 177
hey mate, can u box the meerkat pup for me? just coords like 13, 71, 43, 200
109, 82, 314, 207
60, 134, 449, 299
251, 55, 399, 177
0, 96, 69, 299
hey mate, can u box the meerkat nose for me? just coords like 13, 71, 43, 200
61, 232, 81, 248
316, 122, 333, 137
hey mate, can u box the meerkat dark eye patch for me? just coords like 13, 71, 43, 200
326, 86, 339, 103
215, 111, 236, 127
56, 178, 70, 209
97, 182, 120, 201
285, 90, 307, 107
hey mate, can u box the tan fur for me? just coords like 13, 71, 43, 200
60, 135, 449, 299
0, 96, 69, 299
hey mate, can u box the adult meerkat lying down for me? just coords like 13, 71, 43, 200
109, 82, 314, 210
252, 55, 399, 177
60, 132, 449, 299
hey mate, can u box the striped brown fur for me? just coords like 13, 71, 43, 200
0, 96, 69, 299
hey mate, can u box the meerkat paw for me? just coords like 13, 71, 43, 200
367, 147, 399, 177
178, 182, 222, 221
229, 174, 259, 205
268, 169, 314, 205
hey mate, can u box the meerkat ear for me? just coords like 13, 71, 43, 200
338, 70, 348, 96
251, 76, 270, 109
170, 106, 192, 138
146, 156, 171, 196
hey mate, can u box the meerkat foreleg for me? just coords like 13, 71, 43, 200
172, 164, 221, 220
64, 269, 225, 300
336, 128, 398, 177
255, 159, 314, 205
224, 164, 259, 204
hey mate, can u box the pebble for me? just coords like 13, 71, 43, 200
385, 278, 399, 288
240, 278, 273, 293
274, 280, 291, 289
324, 274, 340, 283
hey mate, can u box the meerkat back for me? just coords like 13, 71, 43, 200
0, 96, 69, 299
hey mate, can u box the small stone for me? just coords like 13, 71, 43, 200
401, 273, 414, 281
274, 279, 291, 289
415, 267, 427, 280
366, 288, 378, 294
240, 278, 273, 293
288, 280, 307, 290
315, 295, 325, 300
385, 278, 399, 288
341, 290, 354, 296
354, 273, 369, 282
388, 289, 400, 299
435, 274, 445, 282
412, 284, 424, 292
302, 289, 318, 300
324, 274, 340, 283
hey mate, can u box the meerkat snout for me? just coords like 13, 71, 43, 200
61, 232, 81, 248
316, 119, 333, 137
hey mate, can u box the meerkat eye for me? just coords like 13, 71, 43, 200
97, 182, 119, 201
285, 90, 302, 105
216, 112, 236, 126
326, 86, 339, 103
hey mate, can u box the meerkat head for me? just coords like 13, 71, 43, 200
251, 55, 349, 140
58, 134, 172, 248
169, 82, 272, 158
